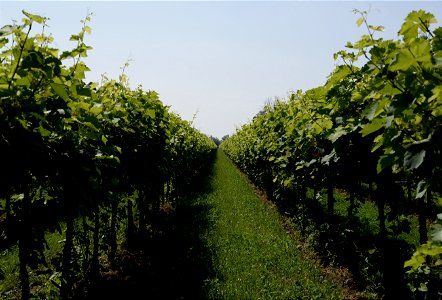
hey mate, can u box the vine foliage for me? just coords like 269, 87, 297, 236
0, 11, 216, 299
222, 10, 442, 297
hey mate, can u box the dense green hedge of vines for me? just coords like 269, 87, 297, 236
222, 10, 442, 297
0, 11, 216, 299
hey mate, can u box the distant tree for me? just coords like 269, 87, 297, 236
210, 136, 221, 146
222, 135, 230, 141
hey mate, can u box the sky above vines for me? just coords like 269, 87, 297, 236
1, 1, 441, 138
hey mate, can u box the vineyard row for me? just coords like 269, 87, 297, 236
0, 11, 217, 299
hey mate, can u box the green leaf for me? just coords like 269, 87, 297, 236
312, 118, 333, 134
404, 150, 426, 170
434, 50, 442, 67
73, 62, 90, 80
416, 180, 427, 199
283, 178, 292, 187
399, 12, 420, 42
422, 245, 442, 256
76, 86, 92, 97
379, 84, 401, 97
90, 103, 103, 115
22, 10, 46, 24
390, 49, 415, 71
361, 118, 385, 137
411, 39, 431, 64
328, 127, 347, 143
146, 109, 156, 119
356, 17, 364, 27
83, 121, 99, 132
418, 283, 428, 292
362, 103, 378, 120
432, 228, 442, 242
369, 25, 384, 32
38, 126, 51, 137
404, 254, 426, 269
84, 26, 92, 34
15, 76, 31, 87
326, 65, 352, 87
404, 256, 417, 268
69, 34, 80, 42
60, 50, 73, 60
371, 134, 384, 152
353, 34, 376, 50
0, 37, 8, 48
377, 154, 396, 173
76, 101, 91, 111
0, 25, 20, 37
321, 149, 337, 165
50, 83, 70, 102
102, 135, 108, 145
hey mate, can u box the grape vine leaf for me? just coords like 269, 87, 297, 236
415, 180, 428, 199
361, 118, 385, 137
404, 149, 426, 170
22, 10, 46, 24
50, 83, 70, 102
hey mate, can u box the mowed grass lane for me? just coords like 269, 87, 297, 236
200, 150, 343, 299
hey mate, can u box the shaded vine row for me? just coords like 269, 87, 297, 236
0, 11, 216, 299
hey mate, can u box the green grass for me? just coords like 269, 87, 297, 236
0, 245, 20, 298
316, 188, 421, 247
200, 150, 343, 299
0, 228, 65, 299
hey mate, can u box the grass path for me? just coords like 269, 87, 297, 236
199, 150, 343, 299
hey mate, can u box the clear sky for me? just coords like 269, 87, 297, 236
1, 1, 441, 138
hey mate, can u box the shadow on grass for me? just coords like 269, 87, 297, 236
276, 193, 414, 299
85, 163, 216, 300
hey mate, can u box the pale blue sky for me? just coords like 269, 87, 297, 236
1, 1, 441, 138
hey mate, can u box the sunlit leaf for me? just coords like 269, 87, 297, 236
369, 25, 384, 32
361, 118, 385, 137
90, 103, 103, 115
390, 49, 415, 71
0, 25, 20, 37
146, 109, 156, 119
22, 10, 46, 24
50, 82, 70, 101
